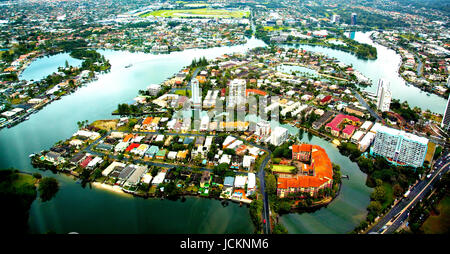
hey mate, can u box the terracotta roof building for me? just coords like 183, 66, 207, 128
277, 144, 333, 198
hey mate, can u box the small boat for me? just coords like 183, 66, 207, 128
125, 64, 133, 68
29, 154, 35, 158
25, 116, 30, 120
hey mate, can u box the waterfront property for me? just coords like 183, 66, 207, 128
370, 125, 429, 167
276, 144, 333, 198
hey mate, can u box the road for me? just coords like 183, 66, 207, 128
367, 152, 450, 234
351, 89, 383, 122
257, 152, 272, 234
235, 136, 272, 234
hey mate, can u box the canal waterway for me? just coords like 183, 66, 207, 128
0, 38, 266, 234
19, 52, 83, 81
285, 31, 446, 114
246, 116, 372, 234
0, 30, 433, 234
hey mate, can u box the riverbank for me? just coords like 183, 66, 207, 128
279, 39, 377, 60
1, 50, 110, 131
369, 32, 448, 99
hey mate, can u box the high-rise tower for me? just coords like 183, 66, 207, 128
351, 13, 357, 26
376, 79, 391, 112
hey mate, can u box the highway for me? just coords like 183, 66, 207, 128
367, 152, 450, 234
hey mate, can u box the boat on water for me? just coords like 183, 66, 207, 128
125, 64, 133, 68
25, 116, 30, 120
29, 154, 35, 158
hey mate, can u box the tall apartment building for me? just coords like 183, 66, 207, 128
331, 14, 340, 24
376, 79, 391, 112
371, 126, 428, 168
270, 126, 289, 146
256, 120, 271, 137
191, 78, 201, 109
351, 13, 357, 26
228, 79, 246, 108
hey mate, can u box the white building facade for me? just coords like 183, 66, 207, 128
376, 79, 392, 112
270, 126, 289, 146
228, 79, 246, 108
191, 78, 201, 109
370, 126, 428, 167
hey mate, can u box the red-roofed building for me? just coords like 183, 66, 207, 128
292, 144, 312, 161
341, 125, 357, 139
80, 156, 93, 169
126, 143, 140, 152
142, 117, 153, 125
277, 144, 333, 198
320, 95, 332, 105
123, 134, 134, 143
325, 114, 361, 137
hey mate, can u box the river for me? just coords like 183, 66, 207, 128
0, 30, 436, 234
1, 37, 265, 234
246, 116, 372, 234
285, 31, 446, 114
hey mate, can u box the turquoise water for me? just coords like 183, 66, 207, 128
1, 38, 266, 234
1, 31, 434, 234
246, 116, 372, 234
19, 52, 83, 81
285, 31, 446, 114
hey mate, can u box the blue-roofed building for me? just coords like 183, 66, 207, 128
96, 143, 113, 151
183, 137, 194, 145
224, 176, 235, 187
144, 145, 160, 159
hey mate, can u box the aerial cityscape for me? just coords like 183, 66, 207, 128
0, 0, 449, 237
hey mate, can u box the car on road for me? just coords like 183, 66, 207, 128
263, 219, 266, 224
378, 225, 387, 233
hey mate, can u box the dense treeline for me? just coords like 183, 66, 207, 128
255, 25, 270, 44
190, 57, 208, 67
339, 141, 427, 232
389, 99, 420, 123
0, 42, 36, 63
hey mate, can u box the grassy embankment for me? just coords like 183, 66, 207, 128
421, 196, 450, 234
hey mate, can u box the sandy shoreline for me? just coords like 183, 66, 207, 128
91, 182, 132, 197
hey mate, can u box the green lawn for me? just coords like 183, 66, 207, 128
381, 183, 394, 210
174, 89, 191, 97
141, 8, 250, 18
272, 165, 296, 173
13, 173, 36, 188
422, 196, 450, 234
263, 26, 288, 31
